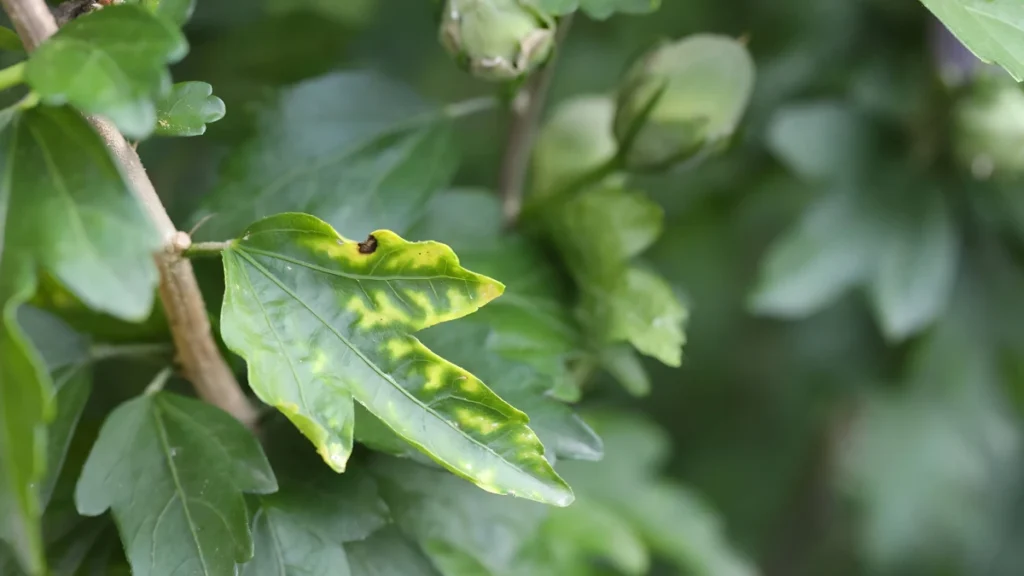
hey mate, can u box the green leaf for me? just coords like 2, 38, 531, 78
579, 265, 687, 367
25, 5, 188, 139
536, 0, 660, 19
541, 499, 649, 575
922, 0, 1024, 81
868, 192, 959, 341
749, 188, 876, 317
154, 82, 225, 137
0, 26, 22, 51
243, 469, 389, 575
346, 526, 440, 576
141, 0, 196, 26
74, 392, 278, 576
556, 186, 663, 279
419, 320, 603, 462
220, 213, 573, 506
545, 184, 685, 369
532, 95, 619, 199
372, 456, 549, 575
597, 344, 650, 396
559, 414, 756, 576
409, 190, 581, 391
0, 106, 158, 575
192, 71, 456, 242
766, 102, 875, 181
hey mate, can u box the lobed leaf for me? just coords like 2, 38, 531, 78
154, 81, 226, 137
75, 392, 278, 576
220, 213, 573, 506
25, 5, 188, 139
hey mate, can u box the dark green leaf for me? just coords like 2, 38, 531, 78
25, 5, 188, 138
0, 106, 158, 575
346, 526, 440, 576
75, 392, 278, 576
373, 456, 549, 575
192, 71, 456, 242
220, 213, 573, 506
0, 26, 22, 51
922, 0, 1024, 81
154, 82, 225, 137
242, 469, 388, 575
559, 414, 756, 576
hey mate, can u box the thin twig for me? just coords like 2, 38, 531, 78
498, 13, 575, 228
1, 0, 258, 427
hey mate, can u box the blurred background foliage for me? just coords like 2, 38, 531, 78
88, 0, 1024, 574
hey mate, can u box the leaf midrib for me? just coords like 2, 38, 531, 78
240, 246, 479, 284
152, 399, 211, 576
231, 248, 544, 489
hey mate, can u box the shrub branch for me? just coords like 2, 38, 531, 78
0, 0, 258, 428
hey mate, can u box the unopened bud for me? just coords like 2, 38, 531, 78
614, 34, 755, 171
440, 0, 555, 82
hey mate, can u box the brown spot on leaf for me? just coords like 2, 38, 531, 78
358, 235, 378, 254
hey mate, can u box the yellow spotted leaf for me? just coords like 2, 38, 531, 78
220, 213, 573, 506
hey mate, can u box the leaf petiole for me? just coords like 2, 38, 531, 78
143, 367, 173, 395
183, 240, 233, 258
0, 60, 24, 92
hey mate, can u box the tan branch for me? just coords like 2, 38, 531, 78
2, 0, 258, 427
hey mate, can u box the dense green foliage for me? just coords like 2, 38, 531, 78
1, 0, 1024, 575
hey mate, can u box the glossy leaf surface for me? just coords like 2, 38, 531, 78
220, 213, 572, 506
25, 5, 188, 139
75, 392, 278, 576
155, 82, 225, 137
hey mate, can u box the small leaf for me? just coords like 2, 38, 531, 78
579, 266, 686, 367
154, 82, 225, 137
749, 188, 877, 318
922, 0, 1024, 81
598, 344, 650, 397
766, 102, 875, 181
220, 213, 573, 506
346, 526, 440, 576
868, 193, 959, 341
556, 186, 664, 279
242, 469, 388, 575
192, 71, 455, 242
25, 5, 188, 138
74, 392, 278, 576
141, 0, 196, 26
